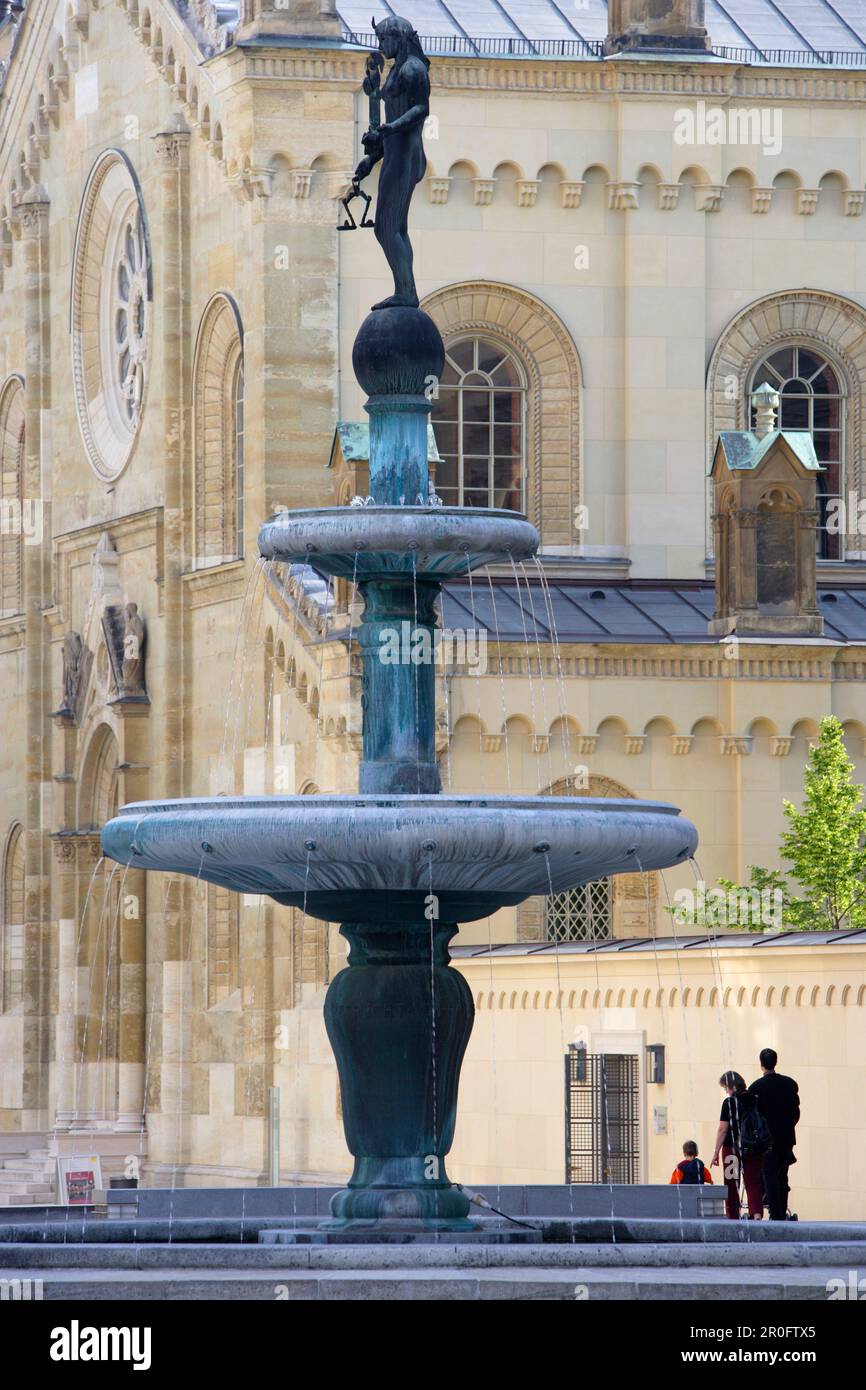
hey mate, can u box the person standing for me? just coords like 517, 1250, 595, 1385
711, 1071, 764, 1219
749, 1048, 800, 1220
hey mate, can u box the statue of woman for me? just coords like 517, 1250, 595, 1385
354, 16, 431, 310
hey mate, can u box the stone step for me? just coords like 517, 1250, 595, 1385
1, 1240, 864, 1270
0, 1261, 857, 1299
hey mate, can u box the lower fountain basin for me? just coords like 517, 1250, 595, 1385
101, 795, 697, 924
257, 506, 539, 579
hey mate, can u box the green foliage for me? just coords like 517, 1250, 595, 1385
779, 716, 866, 930
665, 717, 866, 932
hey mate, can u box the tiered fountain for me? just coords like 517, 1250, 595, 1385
103, 16, 698, 1233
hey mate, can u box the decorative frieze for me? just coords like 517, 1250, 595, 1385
576, 735, 598, 755
797, 188, 820, 215
472, 178, 496, 206
695, 184, 724, 213
657, 183, 680, 211
671, 735, 693, 755
516, 179, 540, 208
751, 186, 773, 214
608, 181, 640, 211
560, 181, 584, 209
292, 169, 314, 199
720, 735, 753, 756
625, 735, 646, 754
843, 190, 865, 217
428, 177, 451, 205
770, 736, 794, 756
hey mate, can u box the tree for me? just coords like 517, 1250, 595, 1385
779, 716, 866, 930
666, 716, 866, 932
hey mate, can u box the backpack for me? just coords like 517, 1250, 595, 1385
678, 1158, 706, 1185
737, 1103, 773, 1159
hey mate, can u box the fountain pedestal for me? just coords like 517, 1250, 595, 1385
324, 918, 473, 1224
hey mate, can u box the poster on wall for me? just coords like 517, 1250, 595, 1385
56, 1155, 103, 1206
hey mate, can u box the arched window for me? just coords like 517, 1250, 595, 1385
233, 359, 245, 559
193, 293, 244, 566
0, 375, 25, 618
2, 824, 25, 1012
546, 879, 612, 943
748, 346, 845, 559
431, 336, 526, 510
424, 283, 583, 545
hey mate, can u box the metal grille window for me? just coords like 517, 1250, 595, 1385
565, 1049, 640, 1184
431, 336, 525, 511
749, 347, 845, 560
546, 878, 612, 942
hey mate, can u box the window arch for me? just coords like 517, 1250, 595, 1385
0, 374, 25, 618
708, 291, 866, 560
515, 774, 657, 942
430, 336, 526, 511
748, 346, 844, 559
2, 823, 25, 1013
423, 282, 582, 549
77, 725, 120, 831
233, 357, 245, 559
193, 293, 244, 566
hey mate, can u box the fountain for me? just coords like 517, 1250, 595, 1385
102, 16, 698, 1232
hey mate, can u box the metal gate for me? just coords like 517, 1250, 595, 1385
564, 1048, 640, 1184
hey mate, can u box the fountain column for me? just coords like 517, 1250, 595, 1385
322, 303, 474, 1224
354, 306, 445, 799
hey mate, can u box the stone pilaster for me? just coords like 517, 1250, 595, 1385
50, 834, 78, 1131
18, 186, 51, 1121
151, 119, 191, 801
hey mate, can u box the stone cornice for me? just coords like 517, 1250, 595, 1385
52, 510, 163, 625
448, 640, 858, 682
216, 47, 866, 104
182, 557, 247, 609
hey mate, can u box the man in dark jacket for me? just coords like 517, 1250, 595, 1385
749, 1048, 800, 1219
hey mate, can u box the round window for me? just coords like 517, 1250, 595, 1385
72, 152, 151, 481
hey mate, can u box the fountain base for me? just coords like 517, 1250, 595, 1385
324, 919, 474, 1224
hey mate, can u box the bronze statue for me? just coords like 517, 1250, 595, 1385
343, 16, 431, 310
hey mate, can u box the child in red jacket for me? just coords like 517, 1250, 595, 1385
669, 1139, 714, 1185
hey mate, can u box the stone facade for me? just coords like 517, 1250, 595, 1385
0, 2, 865, 1211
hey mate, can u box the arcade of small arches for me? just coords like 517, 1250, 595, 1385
474, 982, 866, 1011
425, 161, 866, 217
447, 715, 866, 760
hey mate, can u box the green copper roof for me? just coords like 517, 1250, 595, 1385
332, 421, 440, 465
711, 430, 821, 475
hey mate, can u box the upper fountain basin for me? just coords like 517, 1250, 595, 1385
101, 794, 698, 925
257, 506, 539, 580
